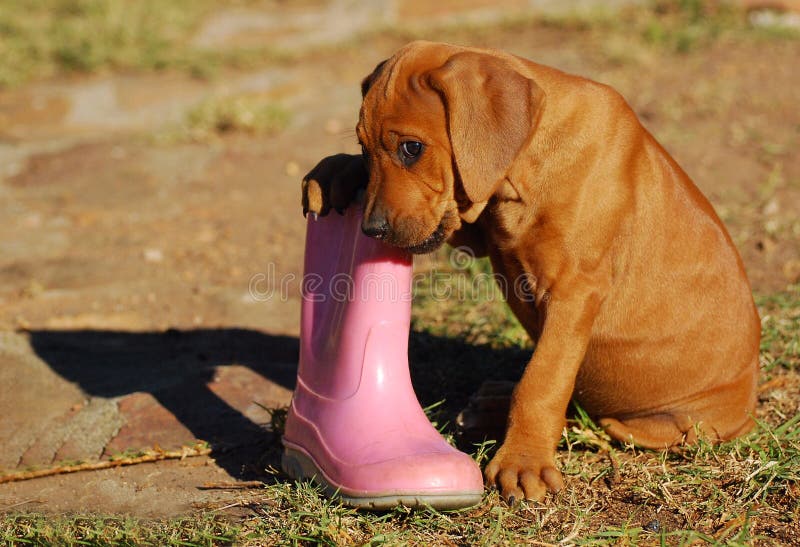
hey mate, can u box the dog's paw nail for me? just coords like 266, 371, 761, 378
302, 208, 308, 218
507, 495, 516, 506
311, 212, 319, 221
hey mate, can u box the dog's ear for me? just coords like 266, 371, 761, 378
361, 60, 388, 97
427, 52, 544, 204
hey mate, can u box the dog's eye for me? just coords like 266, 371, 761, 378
399, 141, 423, 165
400, 141, 422, 157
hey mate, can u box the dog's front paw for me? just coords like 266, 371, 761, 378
301, 153, 367, 217
485, 444, 563, 503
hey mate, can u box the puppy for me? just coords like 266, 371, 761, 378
301, 41, 761, 502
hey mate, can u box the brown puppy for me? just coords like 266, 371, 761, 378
302, 41, 761, 502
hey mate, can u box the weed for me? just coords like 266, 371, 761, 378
0, 512, 239, 546
153, 94, 291, 143
0, 0, 289, 88
757, 287, 800, 372
187, 95, 290, 137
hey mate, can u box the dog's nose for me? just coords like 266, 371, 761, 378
362, 214, 391, 239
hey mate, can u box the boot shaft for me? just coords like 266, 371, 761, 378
299, 206, 413, 399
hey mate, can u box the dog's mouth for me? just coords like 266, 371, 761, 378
401, 220, 448, 254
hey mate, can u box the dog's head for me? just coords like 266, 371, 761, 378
356, 41, 544, 253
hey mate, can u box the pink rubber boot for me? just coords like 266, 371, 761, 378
282, 205, 484, 510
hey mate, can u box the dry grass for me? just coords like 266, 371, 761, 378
0, 0, 283, 87
151, 93, 292, 143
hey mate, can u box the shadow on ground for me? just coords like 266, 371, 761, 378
24, 327, 528, 479
409, 331, 529, 449
27, 329, 298, 480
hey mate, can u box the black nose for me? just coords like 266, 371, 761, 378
362, 214, 390, 239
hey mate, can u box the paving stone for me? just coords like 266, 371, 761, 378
0, 332, 85, 470
206, 364, 293, 426
53, 398, 123, 463
19, 405, 82, 467
103, 392, 197, 457
191, 0, 394, 51
395, 0, 529, 21
20, 397, 122, 466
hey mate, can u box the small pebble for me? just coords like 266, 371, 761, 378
762, 198, 779, 216
285, 161, 300, 177
143, 248, 164, 263
644, 519, 661, 533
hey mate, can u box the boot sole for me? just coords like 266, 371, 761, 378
281, 446, 484, 510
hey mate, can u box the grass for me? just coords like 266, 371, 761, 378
0, 0, 203, 86
2, 1, 798, 89
0, 513, 240, 546
531, 0, 800, 55
186, 95, 290, 137
411, 250, 530, 350
0, 0, 283, 88
757, 289, 800, 373
152, 93, 292, 143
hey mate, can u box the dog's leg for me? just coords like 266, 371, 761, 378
485, 291, 600, 503
599, 363, 758, 449
599, 415, 688, 449
302, 154, 367, 217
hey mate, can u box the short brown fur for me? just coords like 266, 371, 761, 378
302, 41, 761, 502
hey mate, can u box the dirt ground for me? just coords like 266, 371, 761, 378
1, 4, 799, 521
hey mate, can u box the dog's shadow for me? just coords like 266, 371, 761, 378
27, 328, 528, 480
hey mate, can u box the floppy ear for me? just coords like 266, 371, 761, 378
427, 52, 544, 204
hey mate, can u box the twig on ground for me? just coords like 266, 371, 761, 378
0, 443, 211, 484
198, 481, 265, 490
606, 449, 621, 487
758, 375, 788, 393
211, 501, 244, 513
1, 499, 45, 510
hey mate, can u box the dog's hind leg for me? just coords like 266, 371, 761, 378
599, 357, 759, 450
599, 414, 694, 449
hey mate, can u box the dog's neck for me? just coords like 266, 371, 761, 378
458, 178, 521, 224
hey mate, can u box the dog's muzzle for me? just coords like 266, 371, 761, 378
402, 220, 447, 254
